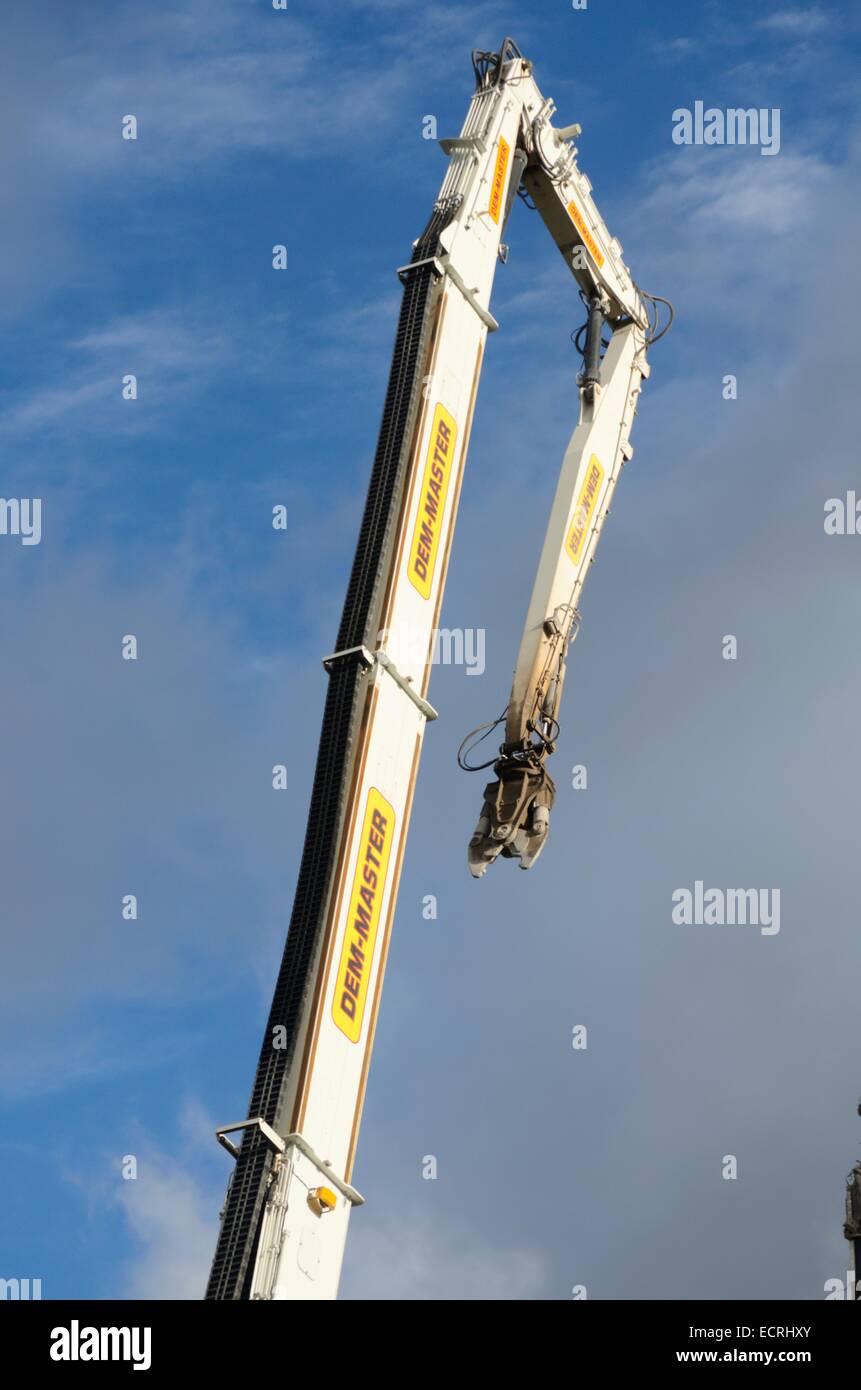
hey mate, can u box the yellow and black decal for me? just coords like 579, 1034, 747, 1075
566, 455, 604, 564
332, 788, 395, 1043
488, 137, 511, 223
408, 403, 457, 600
566, 200, 604, 267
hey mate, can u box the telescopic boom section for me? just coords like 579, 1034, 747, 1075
207, 38, 662, 1301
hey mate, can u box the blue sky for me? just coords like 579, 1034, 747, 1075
2, 0, 861, 1299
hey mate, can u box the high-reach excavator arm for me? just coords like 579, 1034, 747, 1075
462, 52, 672, 876
207, 38, 669, 1302
464, 305, 650, 874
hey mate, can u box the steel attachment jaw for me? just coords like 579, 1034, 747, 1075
468, 758, 556, 878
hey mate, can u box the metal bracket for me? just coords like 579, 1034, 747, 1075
438, 256, 499, 331
374, 650, 438, 720
394, 254, 498, 332
322, 645, 438, 721
396, 255, 445, 283
439, 135, 487, 156
321, 643, 375, 673
215, 1121, 365, 1207
281, 1132, 365, 1207
216, 1117, 285, 1160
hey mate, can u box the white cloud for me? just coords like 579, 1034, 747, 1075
111, 1123, 548, 1301
341, 1206, 548, 1300
756, 8, 831, 35
651, 35, 702, 63
0, 552, 313, 1100
113, 1103, 222, 1299
640, 148, 834, 237
619, 145, 842, 333
0, 305, 260, 441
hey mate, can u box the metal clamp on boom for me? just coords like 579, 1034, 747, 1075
395, 254, 499, 331
216, 1117, 284, 1159
322, 644, 439, 721
215, 1120, 365, 1207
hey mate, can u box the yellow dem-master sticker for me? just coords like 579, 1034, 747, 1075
566, 200, 605, 267
566, 455, 604, 564
407, 403, 458, 600
332, 788, 396, 1043
488, 137, 511, 223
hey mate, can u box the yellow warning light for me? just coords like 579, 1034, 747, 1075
307, 1186, 337, 1216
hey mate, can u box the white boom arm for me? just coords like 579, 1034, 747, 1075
466, 317, 650, 875
207, 38, 667, 1302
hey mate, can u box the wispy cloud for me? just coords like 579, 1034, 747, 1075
623, 146, 840, 332
0, 304, 266, 442
111, 1109, 550, 1301
652, 149, 833, 235
0, 0, 442, 317
649, 34, 703, 64
110, 1102, 222, 1299
306, 290, 402, 384
756, 7, 832, 36
0, 554, 305, 1100
342, 1205, 548, 1299
9, 0, 511, 190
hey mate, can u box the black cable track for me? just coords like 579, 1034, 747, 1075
205, 197, 459, 1301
